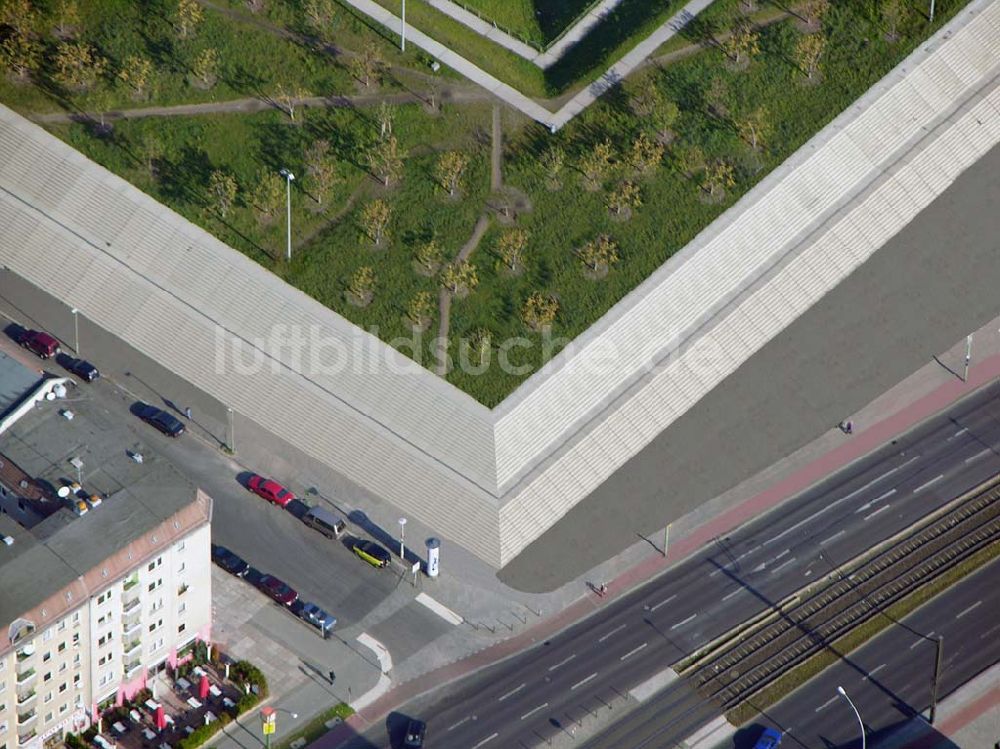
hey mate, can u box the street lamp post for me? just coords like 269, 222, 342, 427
399, 517, 407, 558
836, 686, 866, 749
929, 635, 944, 723
71, 307, 79, 354
964, 334, 972, 382
279, 169, 295, 262
401, 0, 406, 50
261, 707, 298, 749
227, 407, 235, 453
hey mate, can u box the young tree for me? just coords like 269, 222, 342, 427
246, 0, 265, 12
274, 83, 309, 121
721, 17, 760, 67
468, 329, 492, 366
629, 132, 664, 175
138, 132, 164, 177
190, 47, 219, 88
0, 33, 40, 81
360, 199, 391, 246
175, 0, 203, 40
675, 143, 706, 177
375, 101, 395, 140
303, 139, 337, 205
435, 151, 470, 197
794, 34, 826, 80
367, 136, 404, 187
702, 159, 735, 198
347, 266, 375, 305
800, 0, 829, 29
53, 40, 106, 90
736, 106, 771, 150
350, 40, 385, 87
406, 291, 433, 329
0, 0, 37, 37
495, 228, 528, 273
440, 261, 478, 296
705, 76, 730, 117
579, 139, 615, 190
117, 54, 153, 99
208, 170, 238, 217
304, 0, 336, 34
577, 234, 620, 274
540, 145, 565, 190
251, 170, 284, 223
90, 84, 115, 132
607, 181, 642, 218
881, 0, 907, 41
52, 0, 80, 38
414, 240, 442, 274
521, 292, 559, 330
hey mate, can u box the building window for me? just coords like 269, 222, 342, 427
44, 712, 52, 723
72, 612, 79, 625
177, 541, 185, 552
178, 603, 186, 614
57, 621, 66, 632
42, 652, 50, 663
177, 624, 186, 635
42, 672, 51, 682
72, 634, 79, 646
147, 562, 155, 572
58, 684, 66, 694
178, 562, 185, 573
58, 663, 66, 674
59, 703, 68, 714
57, 643, 65, 653
41, 630, 52, 643
43, 693, 52, 704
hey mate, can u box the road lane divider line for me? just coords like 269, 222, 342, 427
815, 695, 838, 712
571, 673, 598, 691
709, 545, 760, 576
471, 732, 498, 748
864, 505, 890, 521
722, 588, 744, 601
598, 623, 626, 642
910, 631, 935, 650
548, 654, 576, 671
965, 448, 992, 463
415, 592, 464, 625
864, 664, 887, 681
620, 642, 648, 661
956, 601, 982, 619
649, 594, 677, 612
447, 716, 472, 731
952, 427, 969, 439
671, 614, 697, 630
913, 474, 945, 494
821, 530, 845, 545
519, 703, 548, 721
498, 683, 526, 702
856, 488, 897, 513
773, 549, 790, 561
770, 558, 796, 574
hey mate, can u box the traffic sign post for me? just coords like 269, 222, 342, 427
261, 707, 276, 749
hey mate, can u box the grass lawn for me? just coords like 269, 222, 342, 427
3, 0, 972, 407
273, 704, 354, 749
455, 0, 598, 46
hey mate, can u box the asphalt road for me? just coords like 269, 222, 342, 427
502, 142, 1000, 592
352, 380, 1000, 749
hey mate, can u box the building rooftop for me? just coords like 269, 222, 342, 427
0, 388, 207, 640
0, 348, 44, 420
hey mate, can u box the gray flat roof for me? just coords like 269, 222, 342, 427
0, 349, 44, 420
0, 390, 199, 627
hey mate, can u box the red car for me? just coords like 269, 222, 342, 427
18, 330, 60, 359
258, 575, 298, 606
247, 475, 295, 507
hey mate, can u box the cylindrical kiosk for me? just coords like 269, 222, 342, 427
426, 537, 440, 578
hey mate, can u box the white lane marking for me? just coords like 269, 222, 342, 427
415, 592, 464, 625
864, 664, 886, 681
910, 631, 934, 650
671, 614, 697, 630
520, 703, 548, 721
709, 545, 760, 577
965, 448, 992, 464
953, 427, 969, 439
773, 549, 790, 561
723, 588, 744, 601
764, 458, 918, 546
856, 488, 897, 513
864, 505, 890, 521
472, 732, 498, 748
771, 558, 797, 575
649, 595, 677, 612
821, 530, 845, 545
815, 695, 838, 712
979, 624, 1000, 640
571, 673, 598, 691
913, 474, 945, 494
448, 716, 472, 731
620, 642, 648, 661
548, 654, 576, 672
599, 624, 626, 643
956, 601, 982, 619
498, 683, 526, 702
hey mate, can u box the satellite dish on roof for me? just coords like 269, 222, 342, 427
45, 391, 55, 400
57, 486, 71, 498
53, 383, 67, 399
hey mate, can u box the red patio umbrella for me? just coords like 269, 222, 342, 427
155, 705, 166, 731
198, 675, 209, 701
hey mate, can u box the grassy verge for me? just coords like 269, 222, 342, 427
455, 0, 599, 46
273, 704, 354, 749
726, 540, 1000, 726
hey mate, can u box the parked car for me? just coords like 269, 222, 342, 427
17, 329, 60, 359
352, 540, 391, 568
403, 719, 426, 748
247, 475, 295, 507
300, 603, 337, 633
135, 404, 185, 437
65, 358, 100, 382
244, 566, 265, 588
258, 574, 298, 605
302, 506, 346, 539
211, 545, 249, 577
752, 728, 782, 749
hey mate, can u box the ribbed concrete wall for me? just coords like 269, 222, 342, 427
0, 0, 996, 569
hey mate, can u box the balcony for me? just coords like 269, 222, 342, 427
123, 659, 142, 679
15, 689, 36, 707
123, 576, 139, 591
122, 618, 141, 640
15, 668, 35, 685
17, 708, 36, 725
122, 595, 141, 614
15, 649, 32, 662
18, 729, 36, 745
123, 639, 141, 657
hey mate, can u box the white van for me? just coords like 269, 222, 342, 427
302, 506, 347, 539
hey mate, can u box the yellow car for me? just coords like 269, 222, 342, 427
352, 540, 391, 568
